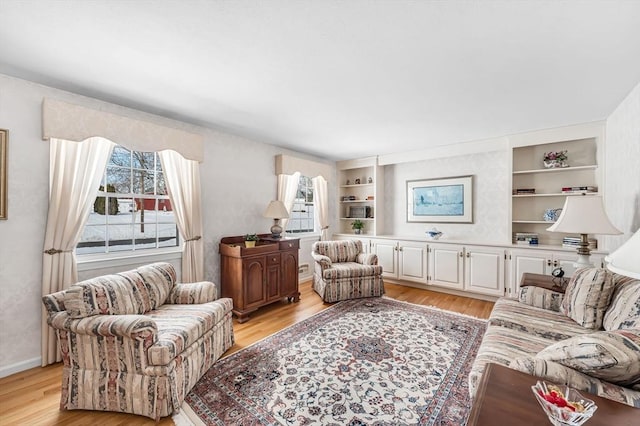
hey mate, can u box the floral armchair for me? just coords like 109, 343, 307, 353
311, 240, 384, 303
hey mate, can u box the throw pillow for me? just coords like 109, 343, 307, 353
603, 275, 640, 331
561, 267, 615, 329
536, 328, 640, 388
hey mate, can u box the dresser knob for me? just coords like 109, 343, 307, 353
288, 243, 293, 247
273, 257, 277, 262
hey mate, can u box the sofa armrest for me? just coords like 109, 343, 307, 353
167, 281, 218, 304
312, 252, 332, 268
518, 286, 565, 312
357, 253, 378, 266
49, 311, 157, 340
511, 356, 640, 408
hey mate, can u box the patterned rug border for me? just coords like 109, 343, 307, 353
181, 296, 488, 425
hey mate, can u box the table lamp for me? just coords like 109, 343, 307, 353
605, 229, 640, 279
547, 195, 621, 267
263, 200, 289, 239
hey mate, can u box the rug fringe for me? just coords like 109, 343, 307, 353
172, 401, 205, 426
381, 295, 488, 321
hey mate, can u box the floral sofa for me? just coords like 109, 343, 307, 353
42, 262, 234, 420
311, 240, 384, 303
469, 267, 640, 407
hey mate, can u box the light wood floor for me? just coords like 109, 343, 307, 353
0, 280, 493, 425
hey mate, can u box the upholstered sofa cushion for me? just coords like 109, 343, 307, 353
561, 268, 615, 329
603, 275, 640, 331
313, 240, 362, 263
65, 263, 176, 318
147, 299, 233, 366
511, 357, 640, 408
488, 298, 592, 341
536, 328, 640, 388
322, 262, 384, 280
519, 286, 564, 312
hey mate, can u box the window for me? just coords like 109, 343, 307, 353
287, 175, 315, 234
77, 146, 179, 255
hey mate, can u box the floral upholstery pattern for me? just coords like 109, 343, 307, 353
311, 240, 384, 303
42, 262, 234, 420
603, 275, 640, 331
561, 267, 615, 329
470, 268, 640, 408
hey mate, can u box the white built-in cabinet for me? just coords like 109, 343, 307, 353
509, 249, 605, 296
464, 245, 506, 297
428, 244, 464, 289
371, 239, 428, 284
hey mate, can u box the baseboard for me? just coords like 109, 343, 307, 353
384, 279, 499, 302
0, 356, 41, 378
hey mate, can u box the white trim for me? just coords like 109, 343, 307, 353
0, 357, 41, 378
77, 247, 182, 271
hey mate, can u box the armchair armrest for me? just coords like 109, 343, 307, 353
312, 252, 332, 268
167, 281, 218, 304
357, 253, 378, 266
49, 312, 157, 340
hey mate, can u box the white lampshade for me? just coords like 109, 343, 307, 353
263, 200, 289, 219
605, 229, 640, 279
547, 196, 621, 235
547, 195, 621, 268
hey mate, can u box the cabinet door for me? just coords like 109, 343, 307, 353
465, 246, 505, 297
243, 257, 266, 308
280, 249, 299, 297
265, 254, 281, 302
398, 241, 427, 284
509, 249, 552, 295
372, 240, 398, 278
429, 244, 464, 289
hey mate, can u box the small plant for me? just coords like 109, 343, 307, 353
351, 219, 365, 234
244, 233, 259, 241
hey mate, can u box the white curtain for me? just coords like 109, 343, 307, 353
312, 175, 330, 240
159, 150, 204, 282
277, 172, 300, 230
41, 137, 114, 366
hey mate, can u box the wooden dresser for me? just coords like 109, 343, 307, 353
219, 234, 300, 322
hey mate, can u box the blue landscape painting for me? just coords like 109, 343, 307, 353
413, 184, 464, 216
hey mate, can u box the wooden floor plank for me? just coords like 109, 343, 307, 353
0, 279, 493, 425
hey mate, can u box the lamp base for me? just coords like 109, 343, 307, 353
270, 220, 283, 239
573, 233, 594, 269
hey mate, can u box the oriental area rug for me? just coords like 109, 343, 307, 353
178, 297, 487, 426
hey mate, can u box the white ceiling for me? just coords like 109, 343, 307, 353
1, 1, 640, 161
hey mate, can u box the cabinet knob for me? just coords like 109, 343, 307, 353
547, 259, 552, 267
459, 252, 463, 258
553, 260, 559, 267
273, 257, 277, 262
399, 246, 403, 251
288, 243, 293, 248
466, 252, 470, 258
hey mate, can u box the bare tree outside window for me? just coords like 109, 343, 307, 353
287, 175, 315, 234
77, 146, 178, 254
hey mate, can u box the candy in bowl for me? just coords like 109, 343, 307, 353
532, 381, 597, 426
425, 227, 442, 240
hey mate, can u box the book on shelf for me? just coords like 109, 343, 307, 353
514, 232, 539, 245
562, 237, 597, 249
561, 186, 597, 193
513, 188, 536, 194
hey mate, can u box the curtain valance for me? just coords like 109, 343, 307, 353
275, 154, 333, 181
42, 98, 204, 162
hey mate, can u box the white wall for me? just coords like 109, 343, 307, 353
0, 74, 335, 375
604, 82, 640, 251
383, 149, 510, 243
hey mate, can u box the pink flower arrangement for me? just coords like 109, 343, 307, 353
543, 150, 567, 162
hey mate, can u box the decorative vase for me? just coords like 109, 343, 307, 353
245, 241, 256, 248
543, 160, 568, 169
354, 229, 361, 235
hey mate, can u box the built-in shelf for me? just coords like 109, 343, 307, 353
513, 220, 557, 224
512, 192, 599, 198
512, 165, 597, 175
340, 183, 374, 188
340, 217, 375, 221
340, 200, 373, 203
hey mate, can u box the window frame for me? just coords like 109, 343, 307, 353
285, 175, 317, 236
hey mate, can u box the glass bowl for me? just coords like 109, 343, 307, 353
531, 381, 597, 426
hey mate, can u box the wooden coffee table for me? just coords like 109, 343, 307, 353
467, 363, 639, 426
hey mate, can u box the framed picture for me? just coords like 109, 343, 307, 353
407, 175, 473, 223
0, 129, 6, 220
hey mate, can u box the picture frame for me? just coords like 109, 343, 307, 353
407, 175, 473, 223
0, 129, 6, 220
